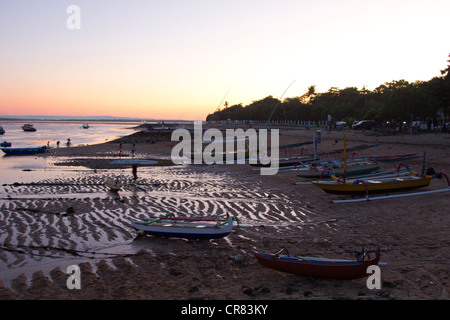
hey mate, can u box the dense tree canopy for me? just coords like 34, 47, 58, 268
206, 55, 450, 124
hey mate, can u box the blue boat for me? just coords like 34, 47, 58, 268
0, 141, 11, 147
1, 146, 47, 155
131, 215, 235, 239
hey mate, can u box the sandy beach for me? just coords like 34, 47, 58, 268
0, 125, 449, 300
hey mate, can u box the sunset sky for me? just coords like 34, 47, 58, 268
1, 0, 449, 120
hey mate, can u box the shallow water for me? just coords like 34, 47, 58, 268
0, 120, 138, 149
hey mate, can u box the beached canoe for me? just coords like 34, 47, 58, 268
296, 161, 380, 178
254, 247, 382, 279
311, 172, 433, 195
1, 146, 46, 155
250, 154, 319, 168
131, 215, 235, 239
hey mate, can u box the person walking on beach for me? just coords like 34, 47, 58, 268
132, 163, 138, 180
131, 143, 135, 158
118, 143, 123, 156
57, 141, 60, 148
67, 138, 71, 147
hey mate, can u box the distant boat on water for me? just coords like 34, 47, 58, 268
0, 126, 5, 134
82, 123, 89, 129
22, 124, 37, 132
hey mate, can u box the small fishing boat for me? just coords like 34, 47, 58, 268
82, 123, 89, 129
296, 160, 380, 178
1, 146, 46, 155
131, 215, 236, 239
22, 124, 37, 132
0, 141, 11, 147
0, 126, 5, 134
250, 154, 319, 168
106, 179, 122, 192
311, 166, 435, 195
254, 247, 383, 279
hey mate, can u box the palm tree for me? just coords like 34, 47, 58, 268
300, 85, 317, 104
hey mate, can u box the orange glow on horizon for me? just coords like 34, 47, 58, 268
1, 0, 449, 120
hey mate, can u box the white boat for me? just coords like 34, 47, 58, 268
22, 124, 37, 132
131, 215, 235, 239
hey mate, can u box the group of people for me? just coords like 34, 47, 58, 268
47, 138, 71, 148
118, 142, 135, 157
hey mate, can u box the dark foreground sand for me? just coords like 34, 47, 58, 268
0, 125, 449, 300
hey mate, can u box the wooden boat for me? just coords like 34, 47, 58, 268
0, 141, 11, 147
131, 215, 235, 239
328, 170, 450, 203
296, 160, 380, 178
250, 154, 319, 168
106, 179, 122, 192
311, 169, 433, 195
22, 124, 37, 132
1, 146, 46, 155
254, 247, 382, 280
366, 153, 422, 163
250, 140, 318, 167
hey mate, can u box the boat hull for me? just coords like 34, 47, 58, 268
250, 155, 319, 168
1, 146, 46, 155
131, 216, 234, 239
22, 124, 37, 132
312, 176, 433, 195
297, 163, 380, 178
254, 248, 380, 279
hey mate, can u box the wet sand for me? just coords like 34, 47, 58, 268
0, 125, 449, 300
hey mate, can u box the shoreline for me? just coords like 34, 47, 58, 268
0, 126, 449, 300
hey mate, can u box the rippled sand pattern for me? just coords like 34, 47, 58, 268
0, 165, 326, 294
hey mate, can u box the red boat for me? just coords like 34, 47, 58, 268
254, 247, 382, 280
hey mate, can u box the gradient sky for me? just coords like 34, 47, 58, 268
1, 0, 449, 120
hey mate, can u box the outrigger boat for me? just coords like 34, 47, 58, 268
295, 160, 380, 178
250, 141, 318, 167
251, 154, 319, 168
254, 247, 384, 280
130, 214, 237, 239
313, 136, 450, 200
312, 170, 434, 195
312, 153, 450, 203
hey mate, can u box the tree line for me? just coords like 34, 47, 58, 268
206, 54, 450, 126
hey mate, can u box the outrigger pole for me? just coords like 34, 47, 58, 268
330, 187, 450, 203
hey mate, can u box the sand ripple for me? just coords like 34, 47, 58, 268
0, 164, 326, 294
